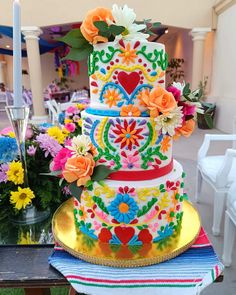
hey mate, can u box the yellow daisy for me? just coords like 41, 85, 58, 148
10, 187, 35, 210
47, 126, 67, 144
64, 118, 73, 124
7, 161, 24, 185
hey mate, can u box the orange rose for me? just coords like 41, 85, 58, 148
63, 154, 95, 187
174, 119, 195, 140
80, 7, 114, 44
140, 86, 177, 117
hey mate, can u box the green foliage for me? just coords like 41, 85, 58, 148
91, 165, 112, 181
94, 21, 125, 40
59, 29, 93, 61
141, 146, 168, 169
68, 182, 83, 202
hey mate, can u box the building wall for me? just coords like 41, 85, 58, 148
210, 4, 236, 132
4, 53, 89, 92
0, 0, 217, 29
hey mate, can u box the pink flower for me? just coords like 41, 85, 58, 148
51, 148, 72, 171
64, 138, 72, 146
121, 151, 140, 169
0, 126, 33, 139
73, 115, 80, 122
166, 86, 181, 102
178, 102, 196, 117
27, 145, 37, 156
64, 123, 76, 133
66, 106, 79, 115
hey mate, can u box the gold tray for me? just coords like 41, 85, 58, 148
52, 198, 201, 267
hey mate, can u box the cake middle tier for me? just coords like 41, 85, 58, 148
82, 111, 173, 180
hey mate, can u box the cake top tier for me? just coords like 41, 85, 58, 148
88, 40, 168, 114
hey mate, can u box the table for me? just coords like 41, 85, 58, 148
0, 245, 69, 294
50, 91, 71, 103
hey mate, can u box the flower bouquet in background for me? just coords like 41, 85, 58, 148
50, 134, 112, 202
0, 124, 70, 221
58, 103, 87, 137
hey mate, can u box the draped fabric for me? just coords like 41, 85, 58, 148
49, 227, 224, 295
0, 25, 63, 56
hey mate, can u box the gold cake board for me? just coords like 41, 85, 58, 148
52, 198, 201, 268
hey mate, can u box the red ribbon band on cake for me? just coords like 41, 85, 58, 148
108, 158, 174, 181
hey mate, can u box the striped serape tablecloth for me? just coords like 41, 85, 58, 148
49, 227, 224, 295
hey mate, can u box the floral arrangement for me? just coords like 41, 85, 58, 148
58, 103, 87, 137
0, 124, 70, 218
60, 4, 160, 61
50, 134, 112, 201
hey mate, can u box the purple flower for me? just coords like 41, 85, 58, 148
36, 133, 62, 157
0, 163, 9, 183
27, 145, 37, 156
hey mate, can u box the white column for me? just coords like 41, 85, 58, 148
0, 61, 6, 84
190, 28, 211, 89
22, 26, 47, 124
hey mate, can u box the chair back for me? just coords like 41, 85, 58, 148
46, 100, 60, 124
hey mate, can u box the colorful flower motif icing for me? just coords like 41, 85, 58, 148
153, 224, 174, 243
108, 193, 139, 223
103, 88, 121, 107
120, 104, 141, 117
112, 119, 144, 150
160, 136, 171, 152
121, 151, 140, 169
118, 42, 138, 65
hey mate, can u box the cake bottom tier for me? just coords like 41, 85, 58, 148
74, 160, 186, 245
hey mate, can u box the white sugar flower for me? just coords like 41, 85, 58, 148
67, 135, 92, 156
155, 107, 183, 136
172, 81, 186, 95
111, 4, 149, 41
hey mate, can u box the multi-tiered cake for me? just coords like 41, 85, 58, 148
73, 39, 186, 245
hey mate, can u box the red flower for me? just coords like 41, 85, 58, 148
112, 120, 144, 150
98, 228, 112, 243
118, 186, 135, 195
138, 229, 153, 244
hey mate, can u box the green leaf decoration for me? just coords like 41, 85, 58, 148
91, 165, 112, 181
85, 180, 93, 188
93, 196, 109, 214
94, 21, 109, 32
69, 182, 83, 202
137, 226, 143, 230
204, 113, 214, 128
137, 198, 157, 217
109, 24, 125, 35
59, 29, 87, 49
64, 45, 93, 62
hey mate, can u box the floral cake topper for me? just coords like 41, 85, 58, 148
60, 4, 160, 61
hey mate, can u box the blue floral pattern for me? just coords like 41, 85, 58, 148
0, 136, 18, 164
107, 193, 139, 224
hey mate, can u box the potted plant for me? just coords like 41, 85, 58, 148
196, 77, 216, 129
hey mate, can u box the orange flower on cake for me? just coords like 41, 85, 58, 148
118, 43, 138, 65
120, 104, 141, 117
63, 154, 95, 187
140, 86, 177, 117
80, 7, 114, 44
174, 119, 196, 140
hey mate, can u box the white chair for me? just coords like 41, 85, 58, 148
195, 134, 236, 235
222, 181, 236, 266
0, 91, 7, 111
46, 99, 61, 124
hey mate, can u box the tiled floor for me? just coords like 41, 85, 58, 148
0, 110, 236, 294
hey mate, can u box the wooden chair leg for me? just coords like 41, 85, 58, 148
195, 169, 203, 203
212, 191, 226, 236
222, 211, 236, 266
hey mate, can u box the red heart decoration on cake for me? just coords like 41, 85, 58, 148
117, 72, 140, 94
114, 226, 135, 244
